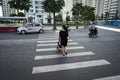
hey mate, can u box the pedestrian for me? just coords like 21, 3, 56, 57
59, 25, 68, 56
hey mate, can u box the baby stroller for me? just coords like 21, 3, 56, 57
56, 41, 61, 52
88, 28, 98, 38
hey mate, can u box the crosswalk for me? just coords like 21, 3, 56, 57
32, 32, 119, 80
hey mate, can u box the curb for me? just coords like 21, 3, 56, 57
0, 27, 17, 31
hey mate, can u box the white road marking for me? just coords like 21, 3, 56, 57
97, 26, 120, 32
37, 39, 73, 43
93, 75, 120, 80
32, 59, 110, 74
37, 42, 78, 46
36, 46, 84, 52
42, 36, 57, 38
35, 51, 95, 60
40, 38, 58, 40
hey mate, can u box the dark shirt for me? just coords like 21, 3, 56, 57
59, 30, 68, 40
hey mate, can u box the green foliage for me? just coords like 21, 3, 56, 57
20, 0, 32, 12
72, 3, 83, 16
72, 3, 95, 22
10, 14, 17, 17
71, 3, 83, 28
55, 14, 62, 22
8, 0, 31, 13
66, 16, 70, 22
81, 5, 95, 21
18, 12, 25, 17
72, 3, 95, 28
0, 0, 2, 5
42, 0, 65, 29
42, 0, 65, 13
105, 12, 109, 20
10, 12, 25, 17
114, 10, 119, 20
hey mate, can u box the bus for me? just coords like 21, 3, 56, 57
0, 17, 27, 24
0, 17, 29, 31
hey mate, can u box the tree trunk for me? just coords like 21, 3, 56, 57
76, 15, 79, 29
53, 12, 56, 30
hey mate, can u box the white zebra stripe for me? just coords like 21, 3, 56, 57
39, 38, 58, 40
37, 42, 78, 47
36, 46, 84, 52
37, 39, 73, 43
35, 51, 95, 60
32, 59, 110, 74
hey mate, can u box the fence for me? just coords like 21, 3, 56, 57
96, 20, 120, 26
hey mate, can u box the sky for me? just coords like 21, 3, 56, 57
0, 6, 2, 16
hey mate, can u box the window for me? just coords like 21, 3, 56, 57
30, 10, 33, 12
35, 24, 40, 26
35, 1, 38, 4
36, 10, 38, 13
25, 24, 33, 27
36, 6, 38, 9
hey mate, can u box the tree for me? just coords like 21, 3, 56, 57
55, 14, 62, 23
81, 5, 95, 21
66, 15, 70, 25
105, 12, 109, 20
20, 0, 31, 12
10, 14, 17, 17
81, 5, 95, 28
8, 0, 31, 14
42, 0, 65, 30
72, 3, 83, 29
0, 0, 2, 5
114, 10, 119, 20
101, 13, 104, 20
18, 12, 25, 17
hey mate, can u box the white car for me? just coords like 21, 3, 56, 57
17, 23, 44, 34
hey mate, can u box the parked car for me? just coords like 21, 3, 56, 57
17, 23, 44, 34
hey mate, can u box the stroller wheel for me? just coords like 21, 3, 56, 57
89, 33, 92, 38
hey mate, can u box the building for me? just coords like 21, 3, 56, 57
0, 6, 2, 16
62, 0, 73, 22
2, 0, 16, 17
26, 0, 53, 24
118, 0, 120, 17
62, 0, 102, 21
104, 0, 120, 19
95, 0, 104, 19
73, 0, 82, 4
1, 0, 53, 23
109, 0, 119, 18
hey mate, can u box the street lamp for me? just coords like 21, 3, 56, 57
33, 13, 35, 23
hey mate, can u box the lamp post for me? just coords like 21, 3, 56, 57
33, 13, 35, 23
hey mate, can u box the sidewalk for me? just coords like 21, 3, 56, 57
0, 25, 84, 32
0, 23, 22, 31
44, 26, 84, 30
97, 25, 120, 32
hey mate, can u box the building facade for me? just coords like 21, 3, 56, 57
62, 0, 105, 21
118, 0, 120, 17
73, 0, 82, 4
104, 0, 120, 19
2, 0, 16, 17
26, 0, 53, 23
62, 0, 73, 22
95, 0, 104, 18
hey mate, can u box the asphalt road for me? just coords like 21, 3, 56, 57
0, 26, 120, 80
